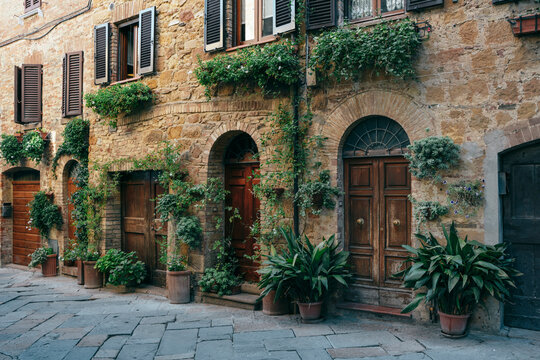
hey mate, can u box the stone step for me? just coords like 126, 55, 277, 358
336, 302, 412, 319
199, 291, 261, 311
241, 282, 261, 295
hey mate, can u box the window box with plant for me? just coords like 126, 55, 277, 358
395, 223, 521, 337
508, 12, 540, 36
28, 247, 57, 277
0, 130, 48, 166
95, 249, 147, 292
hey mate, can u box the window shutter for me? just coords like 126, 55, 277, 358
94, 23, 109, 85
274, 0, 295, 34
21, 64, 42, 124
138, 7, 156, 75
24, 0, 40, 13
307, 0, 335, 30
63, 52, 83, 117
406, 0, 443, 12
204, 0, 224, 52
14, 66, 22, 123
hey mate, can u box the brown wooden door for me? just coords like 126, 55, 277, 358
344, 157, 411, 308
67, 176, 80, 240
13, 181, 40, 265
502, 141, 540, 331
121, 172, 165, 281
225, 163, 260, 282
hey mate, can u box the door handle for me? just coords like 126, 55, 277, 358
393, 219, 401, 227
356, 218, 365, 226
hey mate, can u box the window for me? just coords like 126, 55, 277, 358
347, 0, 404, 21
118, 20, 139, 81
14, 64, 42, 123
62, 52, 83, 117
24, 0, 41, 13
235, 0, 275, 45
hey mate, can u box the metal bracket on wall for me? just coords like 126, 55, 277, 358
414, 20, 432, 40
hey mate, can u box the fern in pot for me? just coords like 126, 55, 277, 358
258, 227, 351, 321
395, 222, 520, 337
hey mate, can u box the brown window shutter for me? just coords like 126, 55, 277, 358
406, 0, 443, 11
138, 7, 156, 75
14, 66, 22, 123
63, 52, 84, 117
94, 23, 110, 84
307, 0, 335, 30
204, 0, 224, 51
24, 0, 41, 13
21, 64, 42, 124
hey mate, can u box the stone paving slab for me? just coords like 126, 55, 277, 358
157, 329, 198, 357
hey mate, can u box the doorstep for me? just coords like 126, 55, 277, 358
199, 291, 261, 311
337, 302, 411, 318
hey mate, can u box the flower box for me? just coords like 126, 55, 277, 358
508, 13, 540, 36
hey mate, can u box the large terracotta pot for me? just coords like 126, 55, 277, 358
439, 311, 470, 336
83, 261, 103, 289
41, 254, 57, 277
298, 301, 323, 320
167, 270, 191, 304
262, 290, 289, 316
76, 259, 84, 285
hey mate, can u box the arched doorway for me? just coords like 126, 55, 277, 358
501, 140, 540, 330
342, 116, 412, 309
224, 133, 260, 282
11, 169, 40, 265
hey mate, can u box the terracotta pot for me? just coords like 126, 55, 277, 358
41, 254, 57, 277
76, 259, 84, 285
83, 261, 103, 289
167, 270, 191, 304
297, 301, 323, 320
509, 14, 540, 36
438, 311, 470, 336
262, 290, 289, 316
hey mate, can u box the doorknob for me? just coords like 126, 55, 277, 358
393, 219, 401, 226
356, 218, 365, 226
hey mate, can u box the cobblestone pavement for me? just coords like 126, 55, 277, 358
0, 268, 538, 360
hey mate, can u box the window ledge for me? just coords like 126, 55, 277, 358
19, 122, 41, 131
18, 8, 43, 23
226, 37, 278, 52
109, 76, 142, 86
347, 12, 407, 28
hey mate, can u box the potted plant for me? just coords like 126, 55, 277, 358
395, 222, 520, 337
95, 249, 147, 292
0, 134, 24, 166
22, 131, 46, 163
165, 255, 191, 304
83, 246, 102, 289
259, 227, 350, 321
28, 247, 57, 277
199, 237, 242, 297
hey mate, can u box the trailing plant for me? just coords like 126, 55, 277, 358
195, 41, 301, 98
199, 237, 241, 296
0, 134, 24, 166
175, 216, 202, 249
395, 222, 521, 315
60, 239, 80, 263
28, 191, 63, 237
310, 19, 421, 81
52, 118, 90, 174
22, 131, 46, 163
446, 179, 484, 217
404, 136, 460, 181
84, 82, 154, 128
157, 236, 187, 271
294, 170, 342, 216
258, 227, 351, 303
28, 247, 54, 268
409, 196, 449, 232
95, 249, 147, 286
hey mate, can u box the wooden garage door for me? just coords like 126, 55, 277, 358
13, 181, 40, 265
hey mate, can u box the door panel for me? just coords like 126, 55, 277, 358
345, 157, 411, 307
502, 141, 540, 330
13, 181, 40, 265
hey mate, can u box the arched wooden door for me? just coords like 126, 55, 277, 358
501, 140, 540, 330
12, 170, 40, 265
224, 134, 260, 282
343, 117, 412, 309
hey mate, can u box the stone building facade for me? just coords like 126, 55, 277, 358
0, 0, 538, 333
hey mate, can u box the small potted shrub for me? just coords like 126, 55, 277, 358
259, 227, 350, 321
165, 255, 191, 304
95, 249, 147, 292
396, 222, 520, 337
22, 131, 46, 163
199, 263, 242, 297
28, 247, 57, 277
83, 246, 102, 289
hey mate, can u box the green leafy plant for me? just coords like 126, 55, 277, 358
409, 196, 449, 231
95, 249, 147, 286
28, 247, 54, 268
84, 247, 101, 261
404, 136, 460, 181
258, 227, 351, 303
28, 191, 63, 237
84, 82, 154, 127
52, 118, 90, 174
198, 263, 241, 297
157, 236, 187, 271
0, 134, 24, 166
60, 239, 79, 263
310, 19, 421, 81
175, 216, 202, 249
447, 180, 484, 217
195, 41, 301, 98
395, 222, 521, 315
22, 131, 46, 163
294, 170, 342, 216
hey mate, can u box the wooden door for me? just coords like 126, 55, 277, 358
121, 172, 165, 281
67, 174, 80, 240
13, 181, 40, 265
225, 163, 260, 282
502, 141, 540, 331
344, 157, 411, 308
